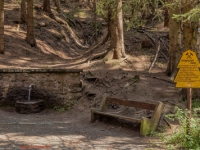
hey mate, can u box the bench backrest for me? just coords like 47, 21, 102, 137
100, 94, 157, 112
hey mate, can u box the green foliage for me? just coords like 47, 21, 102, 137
54, 106, 66, 112
96, 0, 164, 29
124, 0, 164, 29
166, 0, 200, 23
54, 101, 76, 112
192, 99, 200, 108
163, 107, 200, 149
173, 7, 200, 22
96, 0, 121, 20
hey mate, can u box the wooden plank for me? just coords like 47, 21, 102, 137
93, 110, 141, 123
106, 97, 156, 110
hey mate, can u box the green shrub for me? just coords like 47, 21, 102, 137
54, 101, 76, 112
163, 107, 200, 149
54, 106, 66, 112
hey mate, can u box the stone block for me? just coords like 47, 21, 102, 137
10, 74, 16, 81
16, 74, 28, 81
56, 75, 64, 83
46, 76, 55, 82
46, 82, 58, 90
28, 77, 37, 83
15, 81, 23, 87
23, 81, 31, 88
3, 76, 10, 81
2, 81, 10, 88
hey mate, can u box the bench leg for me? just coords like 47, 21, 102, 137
91, 109, 97, 123
140, 117, 151, 136
140, 101, 164, 136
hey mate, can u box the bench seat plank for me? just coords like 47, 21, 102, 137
93, 109, 141, 123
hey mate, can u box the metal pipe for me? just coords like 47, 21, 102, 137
28, 84, 34, 101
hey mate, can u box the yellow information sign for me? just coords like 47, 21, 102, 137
174, 50, 200, 88
176, 82, 200, 88
174, 67, 200, 82
177, 50, 199, 68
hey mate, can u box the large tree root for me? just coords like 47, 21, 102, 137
86, 50, 108, 62
49, 13, 89, 49
82, 29, 109, 57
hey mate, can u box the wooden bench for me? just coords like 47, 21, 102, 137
90, 94, 164, 135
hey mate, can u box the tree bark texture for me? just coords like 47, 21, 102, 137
0, 0, 4, 54
182, 2, 198, 52
21, 0, 27, 23
104, 0, 126, 60
166, 0, 181, 78
43, 0, 52, 14
54, 0, 61, 12
164, 8, 169, 28
26, 0, 36, 47
94, 0, 97, 42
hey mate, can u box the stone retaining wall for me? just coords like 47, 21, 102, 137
0, 69, 83, 108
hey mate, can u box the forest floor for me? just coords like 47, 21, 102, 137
0, 0, 185, 149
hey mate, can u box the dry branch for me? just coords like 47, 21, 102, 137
145, 75, 174, 84
148, 41, 161, 73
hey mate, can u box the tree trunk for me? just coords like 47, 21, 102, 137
0, 0, 4, 54
43, 0, 52, 14
164, 8, 169, 28
21, 0, 27, 23
94, 0, 97, 43
54, 0, 61, 12
166, 0, 181, 78
26, 0, 36, 47
104, 0, 126, 60
65, 0, 69, 5
182, 2, 198, 52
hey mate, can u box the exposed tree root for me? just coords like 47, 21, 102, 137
86, 50, 107, 62
48, 13, 89, 49
103, 49, 114, 61
82, 29, 109, 57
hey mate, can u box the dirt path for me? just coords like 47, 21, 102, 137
0, 107, 165, 150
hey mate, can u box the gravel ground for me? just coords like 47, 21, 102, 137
0, 107, 165, 150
